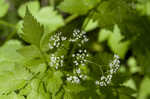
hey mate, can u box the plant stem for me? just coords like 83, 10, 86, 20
5, 28, 17, 41
64, 14, 79, 25
0, 20, 17, 42
85, 60, 104, 75
0, 20, 16, 29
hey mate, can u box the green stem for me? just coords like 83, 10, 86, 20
5, 28, 17, 41
38, 47, 51, 72
116, 88, 119, 99
85, 60, 104, 75
0, 20, 16, 29
64, 14, 79, 25
0, 20, 17, 42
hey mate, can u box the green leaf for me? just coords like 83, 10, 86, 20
84, 18, 98, 32
23, 59, 46, 74
123, 79, 137, 94
58, 0, 100, 15
137, 51, 150, 76
127, 57, 140, 73
98, 29, 112, 42
17, 20, 24, 36
0, 40, 24, 63
0, 64, 32, 94
0, 0, 9, 18
18, 1, 40, 18
0, 40, 33, 94
35, 7, 64, 33
138, 77, 150, 99
108, 25, 130, 59
0, 92, 25, 99
44, 70, 63, 97
27, 79, 50, 99
64, 83, 86, 99
18, 7, 64, 49
17, 45, 41, 59
22, 9, 44, 47
93, 0, 133, 27
136, 0, 150, 16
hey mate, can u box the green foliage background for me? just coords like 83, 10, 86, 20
0, 0, 150, 99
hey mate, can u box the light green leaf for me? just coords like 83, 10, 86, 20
22, 9, 44, 47
108, 25, 130, 59
123, 79, 137, 91
0, 64, 32, 94
17, 20, 24, 36
136, 0, 150, 16
0, 0, 9, 18
0, 92, 25, 99
23, 59, 46, 74
44, 70, 63, 97
27, 79, 50, 99
127, 57, 140, 73
138, 77, 150, 99
0, 40, 24, 63
0, 40, 32, 94
58, 0, 100, 15
35, 7, 64, 33
84, 18, 98, 32
18, 1, 40, 18
98, 29, 112, 42
17, 45, 41, 59
0, 61, 15, 72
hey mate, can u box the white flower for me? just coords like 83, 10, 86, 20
114, 54, 119, 59
95, 54, 120, 87
95, 80, 100, 85
100, 76, 105, 80
76, 68, 81, 74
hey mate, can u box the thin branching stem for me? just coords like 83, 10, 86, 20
85, 59, 104, 75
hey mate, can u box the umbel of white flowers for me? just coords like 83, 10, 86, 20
48, 29, 120, 85
66, 49, 88, 84
95, 54, 120, 87
48, 29, 89, 84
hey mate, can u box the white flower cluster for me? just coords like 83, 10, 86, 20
72, 49, 89, 66
69, 29, 89, 46
48, 29, 89, 83
95, 54, 120, 87
66, 49, 89, 84
109, 54, 120, 74
49, 54, 64, 69
66, 75, 80, 84
66, 68, 87, 84
48, 32, 67, 49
